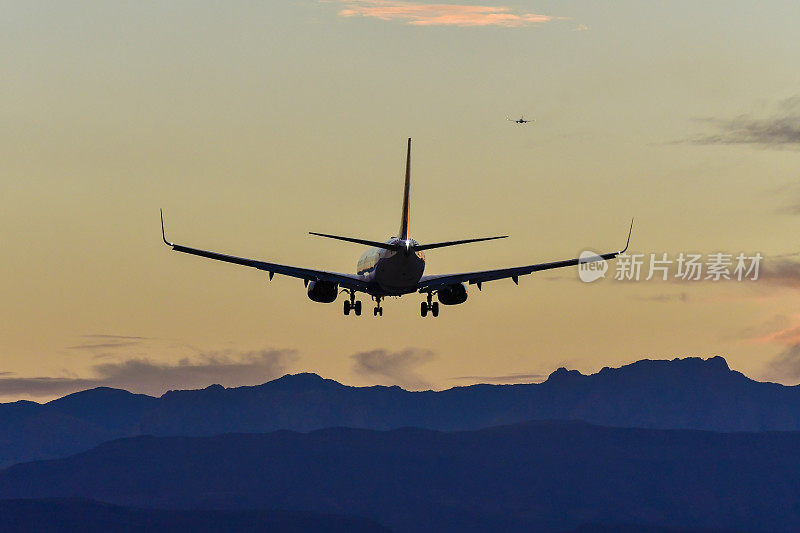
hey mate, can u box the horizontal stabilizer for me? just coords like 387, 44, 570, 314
415, 235, 508, 251
309, 232, 402, 251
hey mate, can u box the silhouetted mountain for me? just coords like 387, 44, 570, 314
0, 389, 154, 467
2, 357, 800, 466
0, 421, 795, 532
0, 498, 390, 532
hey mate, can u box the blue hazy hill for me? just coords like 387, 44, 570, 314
0, 421, 794, 532
1, 356, 799, 466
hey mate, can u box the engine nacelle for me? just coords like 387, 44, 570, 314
437, 283, 468, 305
307, 280, 339, 303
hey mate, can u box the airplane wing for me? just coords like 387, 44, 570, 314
416, 221, 633, 292
160, 211, 370, 292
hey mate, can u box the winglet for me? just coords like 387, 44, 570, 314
620, 218, 634, 254
160, 209, 174, 247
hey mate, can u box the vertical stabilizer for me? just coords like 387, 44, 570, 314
398, 138, 411, 240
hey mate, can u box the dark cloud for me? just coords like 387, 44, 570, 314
758, 257, 800, 290
691, 97, 800, 147
450, 373, 544, 384
0, 377, 102, 397
0, 350, 295, 398
351, 348, 434, 389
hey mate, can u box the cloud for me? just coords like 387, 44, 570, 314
65, 334, 154, 352
743, 314, 800, 384
765, 343, 800, 383
336, 0, 553, 27
636, 292, 690, 303
692, 97, 800, 147
82, 334, 150, 340
66, 341, 143, 351
0, 350, 295, 398
450, 372, 544, 383
351, 348, 434, 389
758, 257, 800, 290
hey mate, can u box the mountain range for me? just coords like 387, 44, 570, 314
1, 356, 798, 467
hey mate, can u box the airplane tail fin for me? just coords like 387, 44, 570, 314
309, 138, 509, 254
398, 138, 411, 240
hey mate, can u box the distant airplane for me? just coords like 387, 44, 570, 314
161, 139, 631, 317
507, 115, 534, 124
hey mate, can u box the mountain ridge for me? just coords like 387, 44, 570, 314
1, 356, 798, 467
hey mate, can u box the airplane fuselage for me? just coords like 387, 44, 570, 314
357, 239, 426, 296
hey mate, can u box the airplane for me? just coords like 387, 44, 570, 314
160, 138, 632, 318
507, 115, 534, 124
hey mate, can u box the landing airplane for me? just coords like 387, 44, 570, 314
161, 138, 632, 317
507, 115, 533, 124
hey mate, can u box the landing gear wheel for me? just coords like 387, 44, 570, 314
379, 308, 383, 316
354, 301, 362, 316
420, 302, 428, 317
343, 300, 351, 315
373, 307, 378, 316
431, 302, 439, 317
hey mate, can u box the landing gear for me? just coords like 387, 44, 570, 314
420, 293, 439, 317
343, 292, 361, 316
373, 296, 383, 317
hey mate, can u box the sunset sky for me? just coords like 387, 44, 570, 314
2, 1, 800, 401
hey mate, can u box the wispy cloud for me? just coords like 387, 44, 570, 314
758, 257, 800, 290
82, 334, 150, 340
336, 0, 554, 27
742, 314, 800, 384
636, 292, 690, 303
66, 341, 143, 351
450, 372, 544, 383
765, 343, 800, 383
352, 348, 434, 389
0, 350, 295, 398
692, 97, 800, 148
65, 334, 153, 352
771, 183, 800, 215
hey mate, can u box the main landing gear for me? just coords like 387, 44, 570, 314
420, 292, 439, 318
343, 291, 361, 316
343, 291, 385, 317
373, 296, 384, 316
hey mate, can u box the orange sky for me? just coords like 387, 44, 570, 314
2, 1, 800, 401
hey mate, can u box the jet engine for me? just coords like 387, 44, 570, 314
307, 280, 339, 303
437, 283, 468, 305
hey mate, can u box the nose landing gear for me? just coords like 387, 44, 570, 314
420, 292, 439, 317
373, 296, 383, 316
